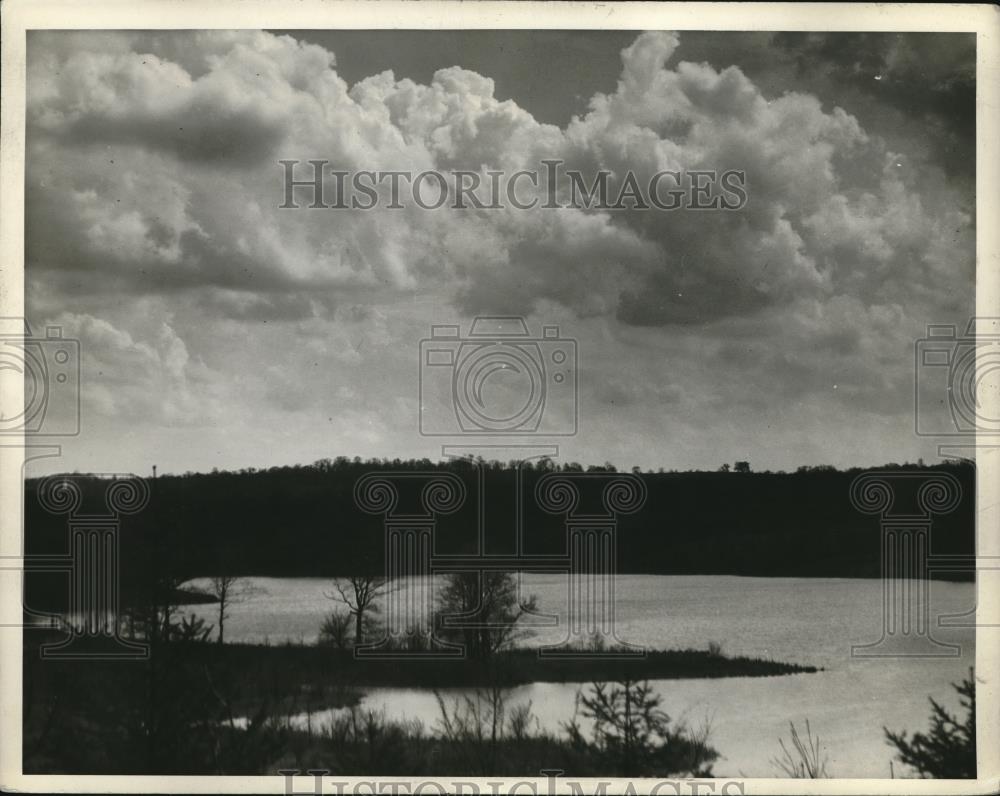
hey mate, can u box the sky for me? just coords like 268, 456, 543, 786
22, 30, 976, 476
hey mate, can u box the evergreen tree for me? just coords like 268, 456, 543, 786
885, 668, 976, 778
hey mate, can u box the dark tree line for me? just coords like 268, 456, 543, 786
23, 458, 975, 614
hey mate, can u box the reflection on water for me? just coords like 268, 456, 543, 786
186, 574, 976, 777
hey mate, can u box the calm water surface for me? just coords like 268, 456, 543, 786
185, 574, 976, 777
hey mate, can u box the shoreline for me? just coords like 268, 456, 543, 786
23, 633, 820, 717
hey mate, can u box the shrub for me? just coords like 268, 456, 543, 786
318, 611, 353, 649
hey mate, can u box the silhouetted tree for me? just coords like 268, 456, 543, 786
885, 668, 976, 778
329, 574, 391, 646
169, 613, 213, 644
208, 575, 263, 644
436, 572, 537, 661
318, 610, 353, 649
564, 679, 718, 776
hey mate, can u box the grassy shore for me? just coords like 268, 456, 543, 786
212, 642, 818, 689
23, 632, 817, 716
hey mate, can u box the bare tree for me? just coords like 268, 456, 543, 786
434, 685, 521, 774
208, 575, 263, 645
328, 575, 391, 646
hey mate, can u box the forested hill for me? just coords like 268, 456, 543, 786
24, 459, 975, 591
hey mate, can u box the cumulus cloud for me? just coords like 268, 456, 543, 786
24, 30, 975, 472
28, 29, 970, 327
771, 32, 976, 178
49, 312, 225, 425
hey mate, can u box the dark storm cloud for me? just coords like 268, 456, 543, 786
770, 32, 976, 178
51, 104, 288, 165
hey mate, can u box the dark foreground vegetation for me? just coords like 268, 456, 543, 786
23, 559, 816, 776
274, 678, 720, 778
25, 628, 790, 775
24, 622, 971, 778
885, 668, 977, 778
762, 668, 979, 780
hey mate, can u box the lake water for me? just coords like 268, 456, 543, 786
183, 574, 977, 777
